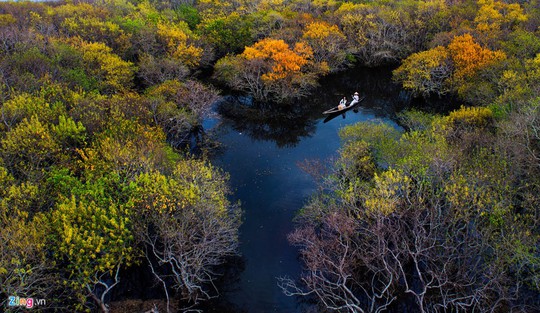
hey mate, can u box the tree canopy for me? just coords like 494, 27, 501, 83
0, 0, 539, 312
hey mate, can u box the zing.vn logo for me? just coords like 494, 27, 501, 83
8, 296, 46, 309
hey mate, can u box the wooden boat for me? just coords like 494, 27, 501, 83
323, 96, 365, 115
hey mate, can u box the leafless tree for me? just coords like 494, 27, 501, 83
145, 79, 221, 148
279, 211, 396, 313
501, 103, 540, 169
86, 262, 122, 313
177, 80, 221, 120
281, 166, 520, 313
138, 54, 190, 87
139, 202, 241, 312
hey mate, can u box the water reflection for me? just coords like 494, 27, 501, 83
217, 96, 318, 148
322, 107, 359, 123
208, 67, 419, 313
215, 67, 408, 148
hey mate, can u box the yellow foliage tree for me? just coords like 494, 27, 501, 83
156, 23, 202, 68
130, 160, 240, 307
444, 106, 494, 129
0, 166, 60, 310
49, 195, 134, 312
475, 0, 527, 35
393, 46, 451, 97
61, 16, 131, 55
69, 38, 134, 94
0, 13, 16, 27
336, 2, 419, 66
197, 0, 235, 18
79, 117, 168, 181
1, 116, 61, 180
364, 168, 411, 216
302, 21, 346, 72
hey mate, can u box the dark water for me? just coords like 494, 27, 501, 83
205, 67, 407, 313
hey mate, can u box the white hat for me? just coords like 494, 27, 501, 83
354, 92, 359, 95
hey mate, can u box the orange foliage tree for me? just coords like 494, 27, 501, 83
394, 33, 506, 101
447, 33, 506, 102
447, 33, 506, 82
242, 38, 312, 81
215, 38, 320, 102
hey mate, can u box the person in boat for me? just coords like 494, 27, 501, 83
338, 96, 347, 110
350, 92, 360, 106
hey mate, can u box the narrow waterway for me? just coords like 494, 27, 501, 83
207, 67, 407, 312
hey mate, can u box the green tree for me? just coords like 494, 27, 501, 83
176, 4, 201, 30
199, 12, 254, 56
51, 115, 87, 149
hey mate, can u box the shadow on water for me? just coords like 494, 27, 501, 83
322, 107, 359, 124
214, 66, 410, 149
216, 96, 318, 148
198, 256, 249, 313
